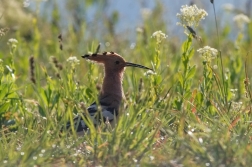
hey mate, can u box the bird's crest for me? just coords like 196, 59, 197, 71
81, 44, 153, 71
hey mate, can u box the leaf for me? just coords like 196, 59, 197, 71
51, 92, 60, 110
182, 35, 192, 53
195, 92, 203, 105
85, 88, 93, 98
38, 104, 46, 117
0, 83, 8, 100
0, 102, 10, 114
154, 75, 162, 85
187, 65, 196, 80
188, 48, 195, 59
177, 72, 184, 87
44, 86, 52, 104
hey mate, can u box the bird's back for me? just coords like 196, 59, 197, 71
64, 100, 119, 134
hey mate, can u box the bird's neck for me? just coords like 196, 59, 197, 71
101, 70, 124, 101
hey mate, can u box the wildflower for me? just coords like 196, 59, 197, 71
149, 155, 155, 161
230, 101, 243, 111
222, 3, 234, 12
23, 0, 30, 7
197, 46, 218, 62
230, 88, 238, 93
151, 30, 167, 44
141, 8, 152, 20
198, 138, 203, 143
213, 65, 218, 69
7, 38, 18, 45
0, 28, 9, 37
130, 43, 136, 49
188, 131, 193, 136
133, 158, 138, 163
177, 5, 208, 28
224, 73, 229, 80
230, 88, 238, 98
67, 56, 80, 68
144, 70, 156, 76
233, 14, 250, 30
7, 38, 18, 52
136, 27, 144, 33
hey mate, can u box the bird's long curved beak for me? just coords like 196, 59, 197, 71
125, 62, 153, 70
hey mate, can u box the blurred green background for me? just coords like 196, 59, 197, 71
1, 0, 252, 166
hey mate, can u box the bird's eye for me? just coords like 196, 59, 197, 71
115, 61, 120, 64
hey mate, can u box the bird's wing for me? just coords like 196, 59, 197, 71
65, 101, 118, 133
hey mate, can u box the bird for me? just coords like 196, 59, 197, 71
64, 47, 152, 135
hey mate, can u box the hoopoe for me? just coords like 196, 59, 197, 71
65, 49, 152, 134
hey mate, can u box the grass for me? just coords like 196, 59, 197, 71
1, 1, 252, 166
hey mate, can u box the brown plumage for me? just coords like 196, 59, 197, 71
65, 51, 152, 134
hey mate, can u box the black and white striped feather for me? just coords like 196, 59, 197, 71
65, 102, 118, 133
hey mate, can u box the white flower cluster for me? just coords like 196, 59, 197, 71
67, 56, 80, 67
222, 3, 234, 12
0, 28, 9, 37
7, 38, 18, 45
197, 46, 218, 62
7, 38, 18, 51
141, 8, 152, 20
233, 14, 250, 30
23, 0, 30, 7
230, 101, 243, 112
230, 88, 238, 98
144, 70, 156, 76
151, 30, 168, 44
177, 5, 208, 28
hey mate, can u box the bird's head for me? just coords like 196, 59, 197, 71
82, 51, 152, 73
